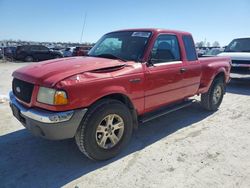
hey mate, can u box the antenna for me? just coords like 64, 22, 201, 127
80, 13, 87, 44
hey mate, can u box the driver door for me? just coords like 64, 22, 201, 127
144, 34, 186, 112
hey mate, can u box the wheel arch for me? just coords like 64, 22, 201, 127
200, 69, 227, 94
89, 93, 139, 129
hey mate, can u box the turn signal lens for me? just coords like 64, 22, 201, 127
54, 91, 68, 105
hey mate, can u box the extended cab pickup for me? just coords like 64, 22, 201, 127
10, 29, 231, 160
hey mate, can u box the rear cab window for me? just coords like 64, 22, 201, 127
182, 35, 198, 61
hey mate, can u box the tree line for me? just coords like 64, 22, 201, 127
195, 41, 220, 48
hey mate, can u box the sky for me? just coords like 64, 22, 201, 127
0, 0, 249, 46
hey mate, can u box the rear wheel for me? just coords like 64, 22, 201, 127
201, 78, 225, 111
75, 99, 133, 160
24, 56, 33, 62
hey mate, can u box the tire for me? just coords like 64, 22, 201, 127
24, 56, 33, 62
75, 99, 133, 160
201, 77, 225, 111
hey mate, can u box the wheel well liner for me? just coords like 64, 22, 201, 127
214, 72, 225, 83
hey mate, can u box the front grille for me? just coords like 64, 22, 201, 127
231, 67, 250, 74
232, 60, 250, 65
12, 78, 34, 103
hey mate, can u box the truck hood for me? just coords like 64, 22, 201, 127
13, 57, 127, 87
218, 52, 250, 61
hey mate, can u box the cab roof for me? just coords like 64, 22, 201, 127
108, 28, 192, 36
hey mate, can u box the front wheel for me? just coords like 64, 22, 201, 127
75, 99, 133, 160
201, 78, 225, 111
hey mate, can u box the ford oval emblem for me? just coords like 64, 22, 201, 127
16, 87, 21, 93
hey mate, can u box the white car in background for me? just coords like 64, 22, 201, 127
62, 47, 75, 57
203, 48, 224, 57
218, 38, 250, 77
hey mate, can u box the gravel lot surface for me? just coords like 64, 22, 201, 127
0, 62, 250, 188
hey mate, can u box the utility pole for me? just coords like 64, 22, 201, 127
80, 13, 87, 44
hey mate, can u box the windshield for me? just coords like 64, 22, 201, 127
225, 38, 250, 52
88, 31, 152, 62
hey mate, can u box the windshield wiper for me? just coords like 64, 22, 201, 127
96, 54, 127, 62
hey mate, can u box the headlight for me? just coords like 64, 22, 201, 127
37, 87, 68, 105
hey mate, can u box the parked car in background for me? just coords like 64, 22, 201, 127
196, 47, 209, 57
15, 45, 63, 62
48, 47, 64, 57
202, 48, 224, 57
0, 47, 17, 60
62, 47, 74, 57
0, 48, 3, 59
72, 46, 92, 56
218, 38, 250, 76
4, 47, 17, 60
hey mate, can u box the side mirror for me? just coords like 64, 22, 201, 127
198, 53, 203, 57
146, 52, 155, 67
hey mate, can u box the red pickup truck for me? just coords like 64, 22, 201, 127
10, 29, 231, 160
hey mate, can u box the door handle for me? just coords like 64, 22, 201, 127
180, 68, 187, 73
129, 78, 141, 83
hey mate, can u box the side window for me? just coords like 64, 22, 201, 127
151, 34, 180, 63
38, 46, 49, 52
182, 35, 197, 61
18, 46, 29, 52
31, 46, 40, 51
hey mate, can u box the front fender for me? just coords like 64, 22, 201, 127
83, 85, 131, 107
